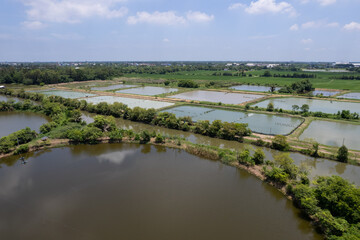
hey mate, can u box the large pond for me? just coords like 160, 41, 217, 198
32, 90, 97, 99
116, 86, 179, 96
299, 120, 360, 151
91, 84, 137, 91
170, 90, 265, 104
0, 144, 321, 240
81, 96, 174, 109
82, 112, 360, 185
312, 90, 340, 97
162, 105, 303, 135
253, 97, 360, 114
230, 85, 281, 92
0, 112, 49, 137
337, 92, 360, 100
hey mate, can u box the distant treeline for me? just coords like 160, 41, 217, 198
332, 75, 360, 80
263, 71, 316, 78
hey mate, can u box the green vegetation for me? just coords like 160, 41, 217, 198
271, 135, 289, 151
0, 127, 36, 154
337, 145, 349, 163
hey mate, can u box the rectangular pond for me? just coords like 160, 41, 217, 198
82, 95, 174, 109
91, 84, 137, 91
337, 92, 360, 100
31, 90, 97, 99
299, 120, 360, 151
253, 97, 360, 114
230, 85, 281, 92
170, 90, 264, 105
116, 86, 179, 96
162, 105, 303, 135
312, 90, 340, 97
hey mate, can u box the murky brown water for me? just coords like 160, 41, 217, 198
0, 143, 321, 240
81, 112, 360, 185
0, 112, 50, 137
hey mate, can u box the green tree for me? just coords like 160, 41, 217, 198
272, 135, 289, 151
266, 102, 274, 112
337, 145, 348, 163
301, 104, 310, 113
252, 148, 265, 165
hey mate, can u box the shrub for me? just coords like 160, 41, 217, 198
13, 144, 29, 155
337, 145, 348, 163
155, 134, 164, 144
272, 135, 289, 151
140, 130, 151, 144
252, 148, 265, 165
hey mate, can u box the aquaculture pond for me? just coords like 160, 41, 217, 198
116, 86, 178, 96
91, 84, 137, 91
0, 143, 321, 240
230, 85, 281, 92
81, 96, 174, 109
0, 112, 49, 137
299, 120, 360, 151
162, 105, 303, 135
312, 90, 340, 97
32, 90, 97, 99
0, 95, 22, 103
253, 97, 360, 114
83, 112, 360, 185
170, 90, 264, 104
337, 92, 360, 100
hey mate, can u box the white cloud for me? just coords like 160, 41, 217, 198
22, 20, 47, 29
344, 22, 360, 31
127, 11, 186, 25
22, 0, 128, 25
228, 3, 246, 10
318, 0, 336, 6
301, 20, 339, 29
163, 38, 170, 42
300, 0, 336, 6
127, 11, 214, 25
244, 0, 296, 16
301, 38, 313, 44
290, 24, 299, 31
186, 11, 214, 23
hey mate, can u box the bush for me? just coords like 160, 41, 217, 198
108, 129, 123, 142
271, 135, 289, 151
265, 167, 289, 185
178, 79, 199, 88
140, 130, 151, 144
337, 145, 348, 163
13, 144, 29, 155
155, 134, 164, 144
252, 148, 265, 165
238, 149, 254, 165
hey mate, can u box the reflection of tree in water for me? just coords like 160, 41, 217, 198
141, 144, 151, 154
334, 162, 346, 175
155, 145, 167, 153
0, 151, 37, 167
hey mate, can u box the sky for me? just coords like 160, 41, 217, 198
0, 0, 359, 62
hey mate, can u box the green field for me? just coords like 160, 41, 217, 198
123, 70, 360, 91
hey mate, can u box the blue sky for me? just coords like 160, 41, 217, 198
0, 0, 359, 62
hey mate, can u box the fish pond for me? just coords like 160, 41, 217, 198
0, 112, 49, 137
0, 143, 321, 240
170, 90, 264, 104
82, 96, 174, 109
162, 105, 303, 135
299, 120, 360, 151
253, 97, 360, 114
230, 85, 281, 92
337, 92, 360, 100
116, 86, 178, 96
312, 90, 340, 97
31, 90, 97, 99
91, 84, 137, 91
